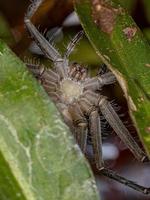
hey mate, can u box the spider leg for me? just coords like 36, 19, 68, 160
88, 107, 150, 194
24, 0, 68, 79
24, 0, 61, 61
26, 63, 45, 79
99, 71, 116, 85
64, 31, 84, 59
56, 103, 75, 132
99, 97, 147, 162
26, 61, 62, 104
101, 168, 150, 194
62, 31, 84, 74
42, 69, 60, 83
89, 110, 104, 168
43, 82, 57, 93
26, 63, 60, 86
47, 91, 60, 102
76, 122, 88, 153
82, 90, 148, 162
68, 103, 88, 153
84, 72, 116, 91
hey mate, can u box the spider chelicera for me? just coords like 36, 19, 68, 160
24, 0, 150, 194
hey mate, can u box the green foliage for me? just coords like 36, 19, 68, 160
0, 14, 14, 45
113, 0, 137, 12
143, 0, 150, 23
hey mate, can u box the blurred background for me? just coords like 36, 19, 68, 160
0, 0, 150, 199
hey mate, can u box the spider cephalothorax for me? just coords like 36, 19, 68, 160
25, 0, 150, 195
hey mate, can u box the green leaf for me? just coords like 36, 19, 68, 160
75, 0, 150, 156
0, 40, 99, 200
0, 14, 14, 45
143, 28, 150, 42
143, 0, 150, 23
113, 0, 137, 13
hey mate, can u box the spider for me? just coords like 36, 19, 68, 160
24, 0, 150, 195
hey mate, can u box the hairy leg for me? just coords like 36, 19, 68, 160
89, 110, 104, 168
99, 97, 148, 162
24, 0, 61, 61
83, 72, 116, 91
88, 108, 150, 194
82, 90, 147, 162
24, 0, 68, 78
64, 31, 84, 59
101, 168, 150, 194
42, 69, 60, 83
26, 63, 60, 86
68, 103, 88, 153
26, 63, 45, 79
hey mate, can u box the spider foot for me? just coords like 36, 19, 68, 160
142, 156, 150, 163
100, 168, 150, 195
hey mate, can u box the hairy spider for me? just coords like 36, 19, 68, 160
25, 0, 150, 195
